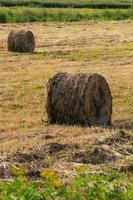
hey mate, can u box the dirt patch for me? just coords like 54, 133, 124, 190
44, 134, 55, 140
119, 163, 133, 173
14, 152, 45, 163
0, 142, 79, 180
73, 145, 118, 164
114, 120, 133, 130
45, 143, 79, 155
97, 131, 133, 145
0, 153, 47, 180
46, 143, 69, 154
73, 131, 133, 164
26, 170, 41, 180
0, 166, 7, 179
0, 131, 132, 180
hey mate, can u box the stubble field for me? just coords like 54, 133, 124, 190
0, 20, 133, 180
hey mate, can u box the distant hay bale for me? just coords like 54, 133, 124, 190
46, 73, 112, 126
8, 30, 35, 53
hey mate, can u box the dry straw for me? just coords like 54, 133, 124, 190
46, 73, 112, 126
8, 30, 35, 53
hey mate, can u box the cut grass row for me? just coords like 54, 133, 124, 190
0, 0, 133, 9
0, 7, 133, 23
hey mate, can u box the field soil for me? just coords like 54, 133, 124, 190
0, 21, 133, 180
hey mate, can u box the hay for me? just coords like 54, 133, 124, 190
46, 73, 112, 126
8, 30, 35, 53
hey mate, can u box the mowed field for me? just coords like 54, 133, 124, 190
0, 21, 133, 179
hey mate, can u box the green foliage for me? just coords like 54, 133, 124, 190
0, 12, 6, 22
0, 7, 133, 23
0, 0, 132, 9
1, 176, 39, 200
0, 167, 133, 200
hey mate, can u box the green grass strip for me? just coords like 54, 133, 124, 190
0, 7, 133, 23
0, 0, 133, 9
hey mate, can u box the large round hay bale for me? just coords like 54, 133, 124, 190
8, 30, 35, 53
46, 73, 112, 126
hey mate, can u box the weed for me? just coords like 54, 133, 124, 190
0, 168, 133, 199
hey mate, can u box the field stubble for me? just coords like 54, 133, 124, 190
0, 20, 133, 180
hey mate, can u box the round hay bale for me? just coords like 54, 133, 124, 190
8, 30, 35, 53
46, 73, 112, 126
